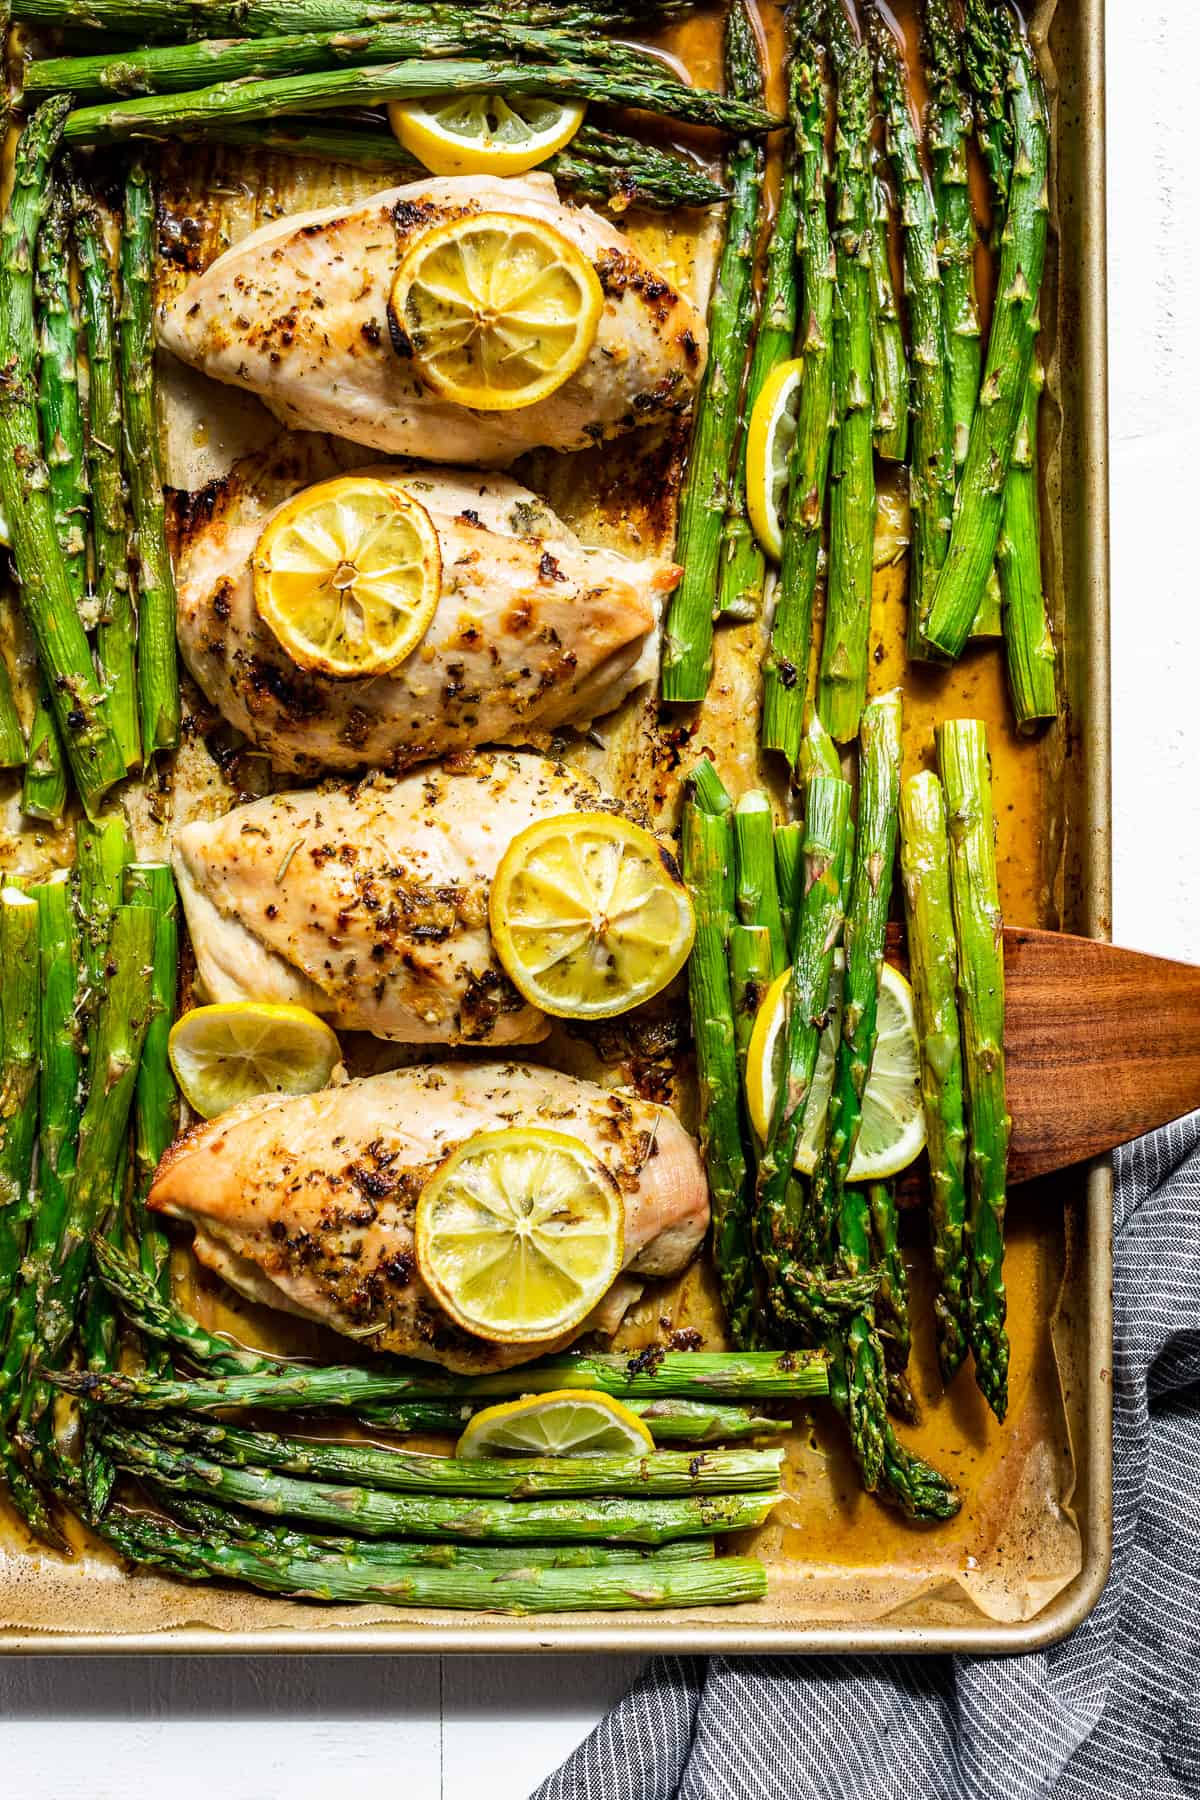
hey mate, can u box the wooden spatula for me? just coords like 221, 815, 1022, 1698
1004, 929, 1200, 1183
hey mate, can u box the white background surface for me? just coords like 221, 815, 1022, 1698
1, 6, 1197, 1796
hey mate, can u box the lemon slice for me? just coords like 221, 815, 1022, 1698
388, 93, 585, 178
455, 1390, 654, 1460
746, 957, 926, 1180
168, 1002, 342, 1121
389, 211, 603, 413
415, 1128, 624, 1345
252, 475, 441, 680
488, 811, 695, 1021
746, 357, 804, 562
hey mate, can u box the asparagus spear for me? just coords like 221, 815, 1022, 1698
868, 168, 909, 463
130, 1413, 784, 1497
999, 360, 1057, 725
120, 162, 181, 761
0, 102, 124, 817
923, 16, 1050, 660
729, 923, 774, 1093
74, 187, 141, 773
20, 686, 68, 822
899, 771, 970, 1383
936, 719, 1010, 1421
963, 0, 1013, 220
16, 0, 697, 36
96, 1505, 768, 1612
0, 635, 23, 769
34, 180, 89, 619
620, 1399, 789, 1444
755, 774, 851, 1289
866, 1179, 911, 1391
732, 792, 788, 977
661, 0, 766, 702
716, 32, 802, 624
922, 0, 983, 472
64, 59, 778, 150
123, 863, 179, 1297
99, 1424, 782, 1544
681, 798, 753, 1345
0, 892, 40, 1502
761, 13, 834, 769
28, 14, 675, 99
689, 756, 733, 819
56, 1348, 830, 1411
867, 8, 955, 663
773, 823, 803, 956
971, 565, 1004, 639
814, 2, 876, 744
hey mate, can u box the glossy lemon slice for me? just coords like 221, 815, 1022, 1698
389, 211, 603, 413
388, 94, 585, 178
488, 811, 695, 1021
746, 956, 926, 1180
415, 1128, 624, 1345
252, 475, 441, 680
168, 1002, 342, 1121
746, 357, 804, 562
455, 1390, 654, 1460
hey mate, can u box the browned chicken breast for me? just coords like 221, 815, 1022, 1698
158, 173, 705, 465
173, 751, 622, 1047
176, 450, 672, 775
149, 1062, 709, 1370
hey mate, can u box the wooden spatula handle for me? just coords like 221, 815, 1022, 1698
1004, 928, 1200, 1183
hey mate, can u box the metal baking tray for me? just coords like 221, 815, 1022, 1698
0, 0, 1110, 1655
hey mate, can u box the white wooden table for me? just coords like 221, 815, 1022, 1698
2, 7, 1197, 1794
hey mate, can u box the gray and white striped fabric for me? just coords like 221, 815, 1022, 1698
533, 1112, 1200, 1800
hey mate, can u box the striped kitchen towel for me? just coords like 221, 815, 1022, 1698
532, 1112, 1200, 1800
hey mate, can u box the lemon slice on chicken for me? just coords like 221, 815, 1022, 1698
168, 1002, 342, 1121
456, 1390, 654, 1460
388, 94, 586, 178
389, 211, 603, 412
489, 812, 695, 1020
746, 957, 926, 1180
253, 475, 441, 679
415, 1129, 624, 1344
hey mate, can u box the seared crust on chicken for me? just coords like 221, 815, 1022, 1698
149, 1061, 709, 1370
158, 173, 706, 465
172, 751, 625, 1047
175, 447, 672, 776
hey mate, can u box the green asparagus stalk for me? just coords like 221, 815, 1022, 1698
963, 0, 1013, 221
64, 59, 779, 150
922, 0, 983, 472
689, 757, 733, 818
868, 168, 909, 462
866, 1179, 910, 1385
120, 162, 181, 761
1, 103, 124, 818
867, 9, 955, 663
621, 1398, 789, 1444
99, 1424, 783, 1544
729, 923, 774, 1092
681, 798, 753, 1345
923, 17, 1050, 660
936, 719, 1010, 1421
74, 187, 141, 773
899, 771, 970, 1383
0, 888, 39, 1317
999, 360, 1057, 726
34, 179, 89, 616
20, 685, 68, 821
762, 17, 835, 769
154, 1491, 717, 1563
17, 0, 698, 40
732, 792, 788, 977
755, 773, 851, 1289
28, 14, 675, 99
800, 710, 842, 783
56, 1348, 830, 1411
97, 1504, 768, 1612
122, 863, 179, 1296
0, 639, 23, 769
971, 565, 1004, 639
716, 40, 802, 624
661, 0, 766, 702
773, 823, 803, 956
131, 1413, 785, 1496
815, 2, 876, 744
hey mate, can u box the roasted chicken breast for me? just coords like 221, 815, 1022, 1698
149, 1062, 708, 1370
158, 173, 705, 465
173, 751, 626, 1047
176, 449, 671, 775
